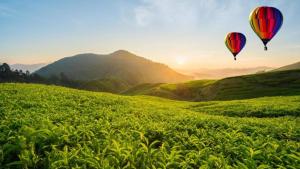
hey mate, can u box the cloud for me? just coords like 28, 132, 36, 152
134, 0, 202, 27
133, 0, 245, 27
132, 0, 297, 28
134, 5, 154, 26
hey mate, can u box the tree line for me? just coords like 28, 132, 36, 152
0, 63, 130, 93
0, 63, 81, 88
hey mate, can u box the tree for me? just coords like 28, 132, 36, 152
26, 71, 30, 76
0, 63, 11, 73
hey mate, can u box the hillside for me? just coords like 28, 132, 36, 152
179, 67, 273, 79
0, 83, 299, 168
125, 69, 300, 101
274, 61, 300, 72
35, 50, 192, 85
79, 78, 131, 93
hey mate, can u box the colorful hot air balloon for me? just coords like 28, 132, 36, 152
249, 6, 283, 51
225, 32, 246, 60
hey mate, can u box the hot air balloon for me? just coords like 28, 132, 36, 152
249, 6, 283, 51
225, 32, 246, 60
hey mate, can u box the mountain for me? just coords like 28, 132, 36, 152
274, 61, 300, 72
124, 69, 300, 101
35, 50, 192, 85
11, 63, 47, 73
177, 67, 273, 79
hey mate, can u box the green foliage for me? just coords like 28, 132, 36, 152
189, 96, 300, 117
0, 83, 299, 168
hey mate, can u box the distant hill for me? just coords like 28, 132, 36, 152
274, 61, 300, 72
178, 67, 273, 79
35, 50, 192, 85
11, 63, 47, 73
125, 69, 300, 101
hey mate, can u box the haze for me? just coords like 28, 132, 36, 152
0, 0, 299, 70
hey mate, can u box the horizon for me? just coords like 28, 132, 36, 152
4, 49, 281, 69
1, 0, 299, 70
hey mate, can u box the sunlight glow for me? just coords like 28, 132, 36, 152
175, 56, 187, 65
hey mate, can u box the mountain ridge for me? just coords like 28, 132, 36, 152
35, 50, 192, 85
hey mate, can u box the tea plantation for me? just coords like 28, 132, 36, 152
0, 83, 299, 168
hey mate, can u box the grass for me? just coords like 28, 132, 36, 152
0, 83, 299, 168
125, 69, 300, 101
188, 96, 300, 117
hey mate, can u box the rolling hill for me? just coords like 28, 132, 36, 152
178, 66, 273, 79
274, 61, 300, 72
35, 50, 192, 85
0, 83, 299, 168
125, 69, 300, 101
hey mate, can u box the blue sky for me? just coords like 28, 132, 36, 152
0, 0, 299, 69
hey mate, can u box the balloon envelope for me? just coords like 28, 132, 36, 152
249, 6, 283, 50
225, 32, 246, 60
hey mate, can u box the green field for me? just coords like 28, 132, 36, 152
125, 70, 300, 101
0, 83, 299, 168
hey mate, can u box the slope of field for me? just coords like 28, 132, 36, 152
123, 80, 216, 100
274, 61, 300, 72
125, 69, 300, 101
0, 83, 299, 168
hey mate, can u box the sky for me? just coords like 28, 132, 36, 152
0, 0, 299, 70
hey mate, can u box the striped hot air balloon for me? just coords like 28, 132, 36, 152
250, 6, 283, 51
225, 32, 246, 60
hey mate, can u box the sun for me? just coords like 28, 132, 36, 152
175, 56, 187, 65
